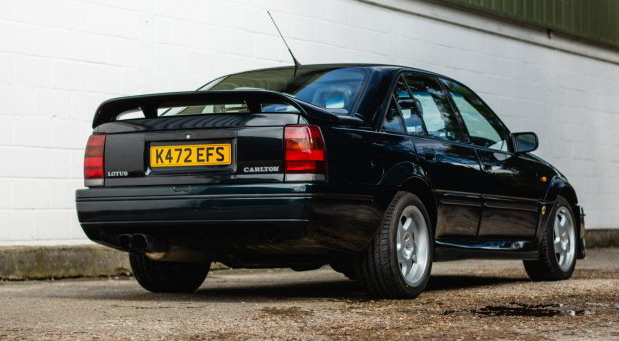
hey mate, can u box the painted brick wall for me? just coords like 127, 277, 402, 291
0, 0, 617, 244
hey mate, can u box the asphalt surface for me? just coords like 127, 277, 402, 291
0, 249, 618, 341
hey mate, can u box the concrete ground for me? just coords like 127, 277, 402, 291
0, 249, 617, 341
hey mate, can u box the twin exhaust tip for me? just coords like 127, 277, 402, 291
118, 234, 165, 252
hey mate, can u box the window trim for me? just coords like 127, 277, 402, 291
381, 95, 408, 135
378, 74, 408, 135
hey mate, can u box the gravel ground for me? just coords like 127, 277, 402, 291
0, 248, 617, 340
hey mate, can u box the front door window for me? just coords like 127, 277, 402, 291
441, 79, 510, 152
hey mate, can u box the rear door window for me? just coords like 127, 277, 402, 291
403, 74, 465, 142
394, 78, 425, 136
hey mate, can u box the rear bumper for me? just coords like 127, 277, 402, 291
76, 183, 383, 253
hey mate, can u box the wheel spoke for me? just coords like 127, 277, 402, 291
559, 214, 566, 227
403, 259, 413, 277
553, 237, 563, 253
401, 217, 411, 231
397, 246, 405, 263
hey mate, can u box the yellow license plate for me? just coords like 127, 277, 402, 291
150, 144, 232, 167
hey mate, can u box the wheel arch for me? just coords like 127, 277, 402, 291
377, 161, 437, 233
543, 176, 585, 259
558, 185, 578, 208
545, 176, 579, 204
399, 177, 437, 234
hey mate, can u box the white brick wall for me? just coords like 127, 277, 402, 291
0, 0, 617, 245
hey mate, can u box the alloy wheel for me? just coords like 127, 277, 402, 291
396, 205, 430, 287
553, 206, 576, 272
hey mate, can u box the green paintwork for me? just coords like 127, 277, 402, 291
430, 0, 619, 49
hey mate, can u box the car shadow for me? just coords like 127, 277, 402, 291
191, 274, 526, 301
43, 274, 527, 303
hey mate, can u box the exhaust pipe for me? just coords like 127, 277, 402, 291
131, 234, 149, 251
118, 234, 132, 250
118, 234, 165, 252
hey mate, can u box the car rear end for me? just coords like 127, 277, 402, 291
76, 75, 383, 267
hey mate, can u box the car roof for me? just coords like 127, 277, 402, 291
218, 63, 444, 79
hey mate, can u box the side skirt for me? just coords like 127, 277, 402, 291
434, 239, 539, 261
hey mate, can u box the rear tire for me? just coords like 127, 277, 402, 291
524, 196, 577, 281
356, 191, 433, 299
129, 253, 210, 293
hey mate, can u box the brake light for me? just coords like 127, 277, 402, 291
84, 134, 105, 187
284, 125, 327, 181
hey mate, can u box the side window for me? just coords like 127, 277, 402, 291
382, 97, 406, 134
394, 79, 425, 136
441, 79, 510, 152
403, 74, 465, 142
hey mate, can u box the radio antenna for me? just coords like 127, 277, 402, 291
267, 11, 301, 75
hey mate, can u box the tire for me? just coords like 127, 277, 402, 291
356, 191, 433, 299
129, 253, 210, 293
524, 196, 577, 281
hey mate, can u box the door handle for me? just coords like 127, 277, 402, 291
482, 163, 492, 171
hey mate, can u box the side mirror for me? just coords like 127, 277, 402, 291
512, 132, 538, 154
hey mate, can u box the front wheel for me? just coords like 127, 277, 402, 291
356, 192, 433, 299
523, 196, 577, 281
129, 253, 210, 293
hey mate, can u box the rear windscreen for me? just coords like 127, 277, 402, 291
114, 67, 368, 121
199, 67, 368, 115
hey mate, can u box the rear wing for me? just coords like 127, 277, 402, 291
92, 90, 339, 128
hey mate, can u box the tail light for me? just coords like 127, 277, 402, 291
284, 125, 327, 181
84, 134, 106, 187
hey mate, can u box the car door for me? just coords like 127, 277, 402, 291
440, 78, 545, 239
401, 73, 484, 239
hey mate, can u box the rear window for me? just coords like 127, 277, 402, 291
199, 67, 368, 115
115, 67, 368, 120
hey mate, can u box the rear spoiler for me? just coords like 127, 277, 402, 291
92, 90, 340, 128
